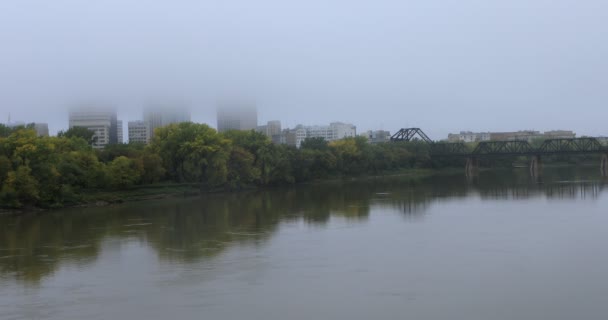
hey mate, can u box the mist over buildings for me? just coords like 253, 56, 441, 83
1, 0, 607, 138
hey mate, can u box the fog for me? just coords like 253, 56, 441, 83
1, 0, 607, 139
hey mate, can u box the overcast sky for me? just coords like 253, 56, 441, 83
1, 0, 607, 139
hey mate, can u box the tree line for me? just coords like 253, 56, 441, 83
0, 122, 436, 209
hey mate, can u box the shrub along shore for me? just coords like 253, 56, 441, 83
1, 123, 443, 210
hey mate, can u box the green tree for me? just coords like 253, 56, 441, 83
58, 127, 97, 145
0, 124, 13, 137
139, 152, 166, 184
0, 166, 40, 208
300, 137, 329, 151
226, 146, 260, 189
150, 122, 230, 187
106, 156, 142, 189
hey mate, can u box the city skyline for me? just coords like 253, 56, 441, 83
3, 105, 599, 142
2, 1, 607, 141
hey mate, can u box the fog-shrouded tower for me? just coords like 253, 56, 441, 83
143, 103, 191, 138
216, 102, 257, 133
68, 106, 119, 148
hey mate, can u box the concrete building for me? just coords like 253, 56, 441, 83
217, 103, 257, 133
6, 121, 49, 137
34, 123, 49, 137
490, 131, 542, 142
69, 107, 119, 148
6, 121, 25, 128
280, 128, 297, 146
143, 104, 191, 138
447, 131, 491, 143
128, 121, 150, 144
289, 122, 357, 147
116, 120, 123, 144
447, 130, 576, 143
257, 120, 282, 143
361, 130, 391, 144
544, 130, 576, 139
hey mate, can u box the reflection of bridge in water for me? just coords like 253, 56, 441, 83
391, 128, 608, 176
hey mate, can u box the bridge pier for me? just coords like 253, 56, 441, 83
465, 157, 479, 176
601, 154, 608, 177
530, 155, 542, 177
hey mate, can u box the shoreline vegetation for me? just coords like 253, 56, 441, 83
0, 123, 602, 213
1, 122, 448, 212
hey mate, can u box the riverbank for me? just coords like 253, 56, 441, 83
1, 168, 454, 214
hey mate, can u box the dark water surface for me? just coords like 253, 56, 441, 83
2, 168, 608, 320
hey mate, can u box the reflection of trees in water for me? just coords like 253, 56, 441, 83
0, 183, 411, 284
1, 167, 606, 284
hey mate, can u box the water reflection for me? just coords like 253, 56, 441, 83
0, 167, 606, 284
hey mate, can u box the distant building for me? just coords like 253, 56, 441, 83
116, 120, 123, 144
34, 123, 49, 137
257, 120, 282, 143
280, 128, 297, 146
447, 130, 576, 143
217, 103, 257, 132
69, 107, 119, 148
361, 130, 391, 144
447, 131, 491, 143
543, 130, 576, 139
6, 121, 49, 137
128, 121, 150, 144
143, 104, 191, 138
287, 122, 357, 147
6, 121, 25, 128
490, 131, 542, 142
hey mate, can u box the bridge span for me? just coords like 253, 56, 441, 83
390, 128, 608, 176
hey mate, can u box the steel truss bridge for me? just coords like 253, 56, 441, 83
390, 128, 608, 175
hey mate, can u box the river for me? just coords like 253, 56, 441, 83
1, 167, 608, 319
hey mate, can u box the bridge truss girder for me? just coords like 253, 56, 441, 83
537, 138, 604, 155
390, 128, 433, 143
471, 140, 534, 156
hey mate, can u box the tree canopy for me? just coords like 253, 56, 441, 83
0, 124, 439, 209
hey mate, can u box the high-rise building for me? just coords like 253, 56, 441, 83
143, 104, 191, 138
69, 106, 119, 148
116, 120, 123, 144
217, 103, 257, 133
128, 121, 150, 144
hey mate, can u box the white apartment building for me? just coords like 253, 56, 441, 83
128, 121, 150, 144
69, 107, 118, 148
447, 131, 491, 143
293, 122, 357, 147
